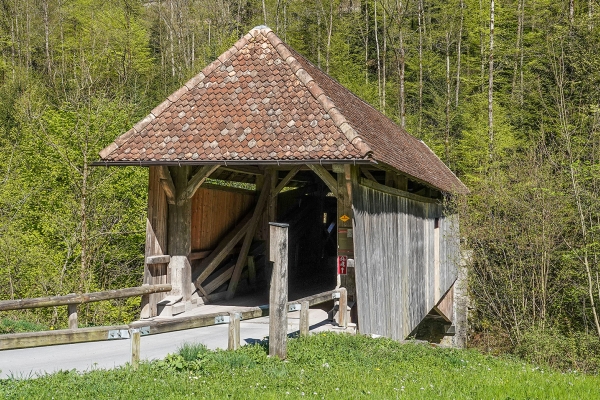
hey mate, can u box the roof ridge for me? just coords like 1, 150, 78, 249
261, 28, 373, 158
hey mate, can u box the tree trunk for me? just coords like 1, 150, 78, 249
445, 31, 451, 164
488, 0, 495, 161
455, 0, 463, 107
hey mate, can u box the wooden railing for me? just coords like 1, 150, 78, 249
0, 287, 348, 354
0, 284, 172, 332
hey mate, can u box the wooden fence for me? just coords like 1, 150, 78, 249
0, 287, 347, 352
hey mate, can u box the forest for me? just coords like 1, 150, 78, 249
0, 0, 599, 370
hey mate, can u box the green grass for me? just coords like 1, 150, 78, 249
1, 333, 598, 399
0, 318, 47, 334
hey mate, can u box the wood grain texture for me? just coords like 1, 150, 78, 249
68, 304, 78, 329
269, 223, 289, 359
157, 166, 176, 204
352, 183, 459, 339
0, 325, 130, 350
228, 312, 241, 350
300, 300, 310, 337
191, 186, 254, 252
131, 329, 141, 370
181, 165, 219, 200
193, 212, 253, 286
143, 167, 169, 317
307, 164, 339, 199
0, 288, 343, 350
0, 285, 172, 311
227, 171, 273, 298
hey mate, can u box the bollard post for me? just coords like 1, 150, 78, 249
269, 222, 289, 359
300, 300, 310, 337
130, 328, 140, 370
228, 312, 241, 350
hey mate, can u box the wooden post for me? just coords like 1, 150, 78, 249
68, 303, 77, 329
269, 222, 289, 359
300, 300, 310, 337
228, 312, 241, 350
143, 167, 169, 318
338, 287, 348, 329
247, 256, 256, 286
168, 166, 192, 302
130, 328, 140, 370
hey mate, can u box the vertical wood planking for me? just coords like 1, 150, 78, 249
352, 184, 459, 339
142, 167, 169, 318
191, 187, 254, 252
269, 222, 289, 359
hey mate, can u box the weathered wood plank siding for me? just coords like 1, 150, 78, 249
191, 186, 255, 252
142, 166, 169, 317
352, 184, 459, 339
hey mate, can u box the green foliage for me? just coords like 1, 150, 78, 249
515, 327, 600, 374
0, 0, 599, 367
1, 333, 598, 399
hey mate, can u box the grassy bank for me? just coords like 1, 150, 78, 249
0, 333, 597, 399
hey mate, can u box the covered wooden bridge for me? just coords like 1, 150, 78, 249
96, 26, 468, 343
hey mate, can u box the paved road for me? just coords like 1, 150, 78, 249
0, 309, 338, 379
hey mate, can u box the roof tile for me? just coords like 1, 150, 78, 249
99, 26, 466, 194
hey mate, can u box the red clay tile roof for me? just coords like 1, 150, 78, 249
98, 26, 467, 194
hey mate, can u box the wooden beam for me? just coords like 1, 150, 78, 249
157, 166, 176, 204
204, 264, 234, 295
247, 256, 256, 286
433, 284, 454, 323
220, 165, 262, 175
226, 172, 273, 299
307, 164, 339, 199
0, 285, 172, 311
189, 250, 212, 261
146, 255, 171, 264
0, 325, 131, 350
202, 182, 255, 196
360, 167, 378, 183
180, 165, 219, 200
192, 212, 253, 287
360, 178, 439, 204
272, 166, 301, 198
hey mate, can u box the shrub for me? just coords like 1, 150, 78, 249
514, 327, 600, 373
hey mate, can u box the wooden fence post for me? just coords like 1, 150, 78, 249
269, 222, 289, 359
68, 303, 78, 330
130, 328, 140, 370
228, 312, 241, 350
300, 300, 310, 337
338, 287, 348, 329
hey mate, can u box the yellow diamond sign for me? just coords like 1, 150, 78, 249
340, 214, 350, 223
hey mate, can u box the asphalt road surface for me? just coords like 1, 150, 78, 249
0, 309, 337, 379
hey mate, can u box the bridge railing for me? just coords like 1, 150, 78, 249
0, 287, 348, 353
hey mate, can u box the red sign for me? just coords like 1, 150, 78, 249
337, 256, 348, 275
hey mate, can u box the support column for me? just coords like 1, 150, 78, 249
336, 165, 356, 301
167, 166, 193, 302
141, 166, 168, 318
